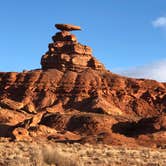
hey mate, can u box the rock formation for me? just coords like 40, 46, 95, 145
41, 24, 104, 71
0, 24, 166, 148
55, 24, 81, 31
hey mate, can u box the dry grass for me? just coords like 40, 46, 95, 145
42, 144, 83, 166
0, 139, 165, 165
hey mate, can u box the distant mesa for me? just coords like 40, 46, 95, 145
55, 24, 81, 31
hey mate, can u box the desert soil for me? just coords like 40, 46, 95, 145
0, 139, 165, 166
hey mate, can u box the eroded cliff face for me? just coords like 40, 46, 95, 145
0, 24, 166, 147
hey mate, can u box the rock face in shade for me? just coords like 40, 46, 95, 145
0, 24, 166, 148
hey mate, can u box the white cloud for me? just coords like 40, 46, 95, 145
152, 16, 166, 28
114, 60, 166, 82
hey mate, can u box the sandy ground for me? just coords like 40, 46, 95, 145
0, 139, 165, 166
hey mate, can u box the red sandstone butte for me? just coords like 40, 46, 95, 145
0, 24, 166, 148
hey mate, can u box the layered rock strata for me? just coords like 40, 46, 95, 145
41, 28, 104, 71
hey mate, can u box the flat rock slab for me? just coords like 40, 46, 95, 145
55, 24, 81, 31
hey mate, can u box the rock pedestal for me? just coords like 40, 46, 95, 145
41, 24, 104, 71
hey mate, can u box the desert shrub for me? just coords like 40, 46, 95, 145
42, 145, 83, 166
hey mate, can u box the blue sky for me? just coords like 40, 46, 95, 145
0, 0, 166, 81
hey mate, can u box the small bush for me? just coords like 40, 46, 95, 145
42, 145, 83, 166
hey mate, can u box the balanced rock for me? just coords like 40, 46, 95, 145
41, 24, 104, 71
55, 24, 81, 31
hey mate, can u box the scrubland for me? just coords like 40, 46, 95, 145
0, 139, 165, 166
